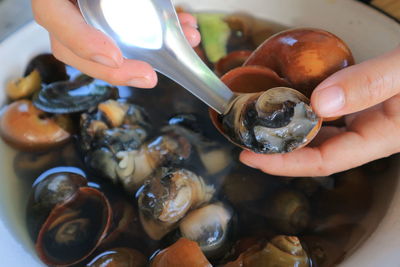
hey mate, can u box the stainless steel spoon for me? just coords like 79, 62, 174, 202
77, 0, 236, 114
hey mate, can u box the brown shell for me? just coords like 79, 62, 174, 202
215, 50, 253, 76
264, 189, 310, 234
210, 65, 290, 146
244, 28, 354, 97
0, 100, 70, 151
87, 247, 147, 267
35, 187, 112, 266
210, 64, 322, 153
98, 200, 140, 249
151, 238, 212, 267
224, 235, 309, 267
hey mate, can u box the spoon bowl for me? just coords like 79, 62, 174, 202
210, 65, 289, 148
210, 66, 322, 153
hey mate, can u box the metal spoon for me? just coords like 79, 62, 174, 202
77, 0, 236, 114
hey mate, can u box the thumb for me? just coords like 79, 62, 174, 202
311, 46, 400, 118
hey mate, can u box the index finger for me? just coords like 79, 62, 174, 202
32, 0, 123, 67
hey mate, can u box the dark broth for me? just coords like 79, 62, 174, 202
12, 13, 398, 267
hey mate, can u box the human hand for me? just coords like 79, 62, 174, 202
240, 46, 400, 177
31, 0, 200, 88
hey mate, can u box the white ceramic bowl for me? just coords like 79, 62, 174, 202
0, 0, 399, 266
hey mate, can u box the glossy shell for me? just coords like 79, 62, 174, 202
26, 171, 112, 266
178, 202, 234, 259
214, 86, 322, 154
0, 100, 71, 151
24, 53, 68, 84
224, 235, 309, 267
33, 75, 118, 114
215, 50, 253, 76
210, 66, 303, 154
217, 65, 289, 94
138, 168, 215, 240
87, 248, 147, 267
6, 69, 42, 100
265, 189, 310, 234
151, 238, 212, 267
244, 28, 354, 97
35, 187, 112, 266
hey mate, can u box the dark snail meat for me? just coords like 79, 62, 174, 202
221, 87, 321, 153
137, 168, 215, 240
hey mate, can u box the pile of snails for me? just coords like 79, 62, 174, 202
0, 11, 381, 267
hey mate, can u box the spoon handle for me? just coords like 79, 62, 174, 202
78, 0, 235, 114
153, 25, 236, 114
153, 1, 236, 114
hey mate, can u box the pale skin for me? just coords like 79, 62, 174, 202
241, 47, 400, 177
32, 0, 400, 177
31, 0, 201, 88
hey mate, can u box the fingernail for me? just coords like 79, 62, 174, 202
127, 77, 151, 88
91, 54, 120, 68
314, 86, 345, 117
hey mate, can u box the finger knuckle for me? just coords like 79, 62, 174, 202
316, 165, 334, 177
314, 150, 334, 176
362, 70, 394, 105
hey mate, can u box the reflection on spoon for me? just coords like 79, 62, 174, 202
101, 0, 163, 49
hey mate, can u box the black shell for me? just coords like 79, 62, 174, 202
26, 169, 112, 266
24, 53, 69, 84
33, 75, 118, 114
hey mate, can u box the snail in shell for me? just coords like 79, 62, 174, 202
137, 168, 215, 240
176, 202, 235, 260
151, 238, 212, 267
264, 189, 311, 234
0, 100, 73, 151
210, 28, 354, 153
26, 170, 112, 266
220, 87, 321, 153
224, 235, 310, 267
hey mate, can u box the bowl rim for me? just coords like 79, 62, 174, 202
1, 0, 400, 265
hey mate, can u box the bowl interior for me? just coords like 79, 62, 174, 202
0, 0, 399, 266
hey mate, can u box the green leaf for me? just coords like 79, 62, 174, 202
196, 13, 230, 63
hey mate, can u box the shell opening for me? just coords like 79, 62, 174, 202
253, 102, 318, 153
